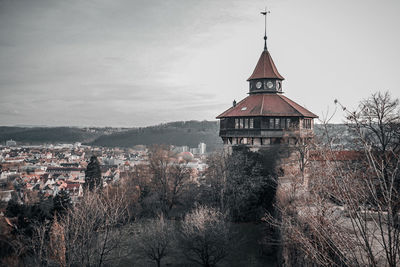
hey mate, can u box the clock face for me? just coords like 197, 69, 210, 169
256, 81, 262, 89
267, 81, 274, 89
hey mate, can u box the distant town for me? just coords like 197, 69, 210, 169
0, 141, 208, 204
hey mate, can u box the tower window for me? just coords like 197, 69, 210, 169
303, 119, 312, 129
244, 118, 248, 128
220, 118, 226, 129
235, 118, 239, 129
275, 118, 280, 129
240, 118, 244, 129
286, 118, 291, 129
249, 118, 254, 129
269, 118, 274, 129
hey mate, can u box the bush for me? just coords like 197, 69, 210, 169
179, 206, 231, 267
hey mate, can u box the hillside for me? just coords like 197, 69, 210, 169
314, 123, 359, 149
0, 127, 100, 145
88, 121, 223, 151
0, 122, 357, 152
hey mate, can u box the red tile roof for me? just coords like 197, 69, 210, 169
216, 94, 318, 118
65, 182, 80, 190
248, 50, 284, 80
309, 151, 364, 161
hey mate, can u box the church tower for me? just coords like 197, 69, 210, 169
216, 11, 318, 148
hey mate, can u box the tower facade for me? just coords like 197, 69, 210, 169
216, 31, 317, 148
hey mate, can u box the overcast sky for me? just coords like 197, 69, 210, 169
0, 0, 399, 127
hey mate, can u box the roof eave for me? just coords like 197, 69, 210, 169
247, 76, 285, 81
217, 114, 319, 118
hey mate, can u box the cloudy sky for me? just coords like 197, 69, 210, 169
0, 0, 399, 127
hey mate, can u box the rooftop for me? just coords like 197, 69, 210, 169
217, 94, 318, 118
247, 50, 284, 80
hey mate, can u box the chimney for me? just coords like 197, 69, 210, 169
233, 100, 237, 107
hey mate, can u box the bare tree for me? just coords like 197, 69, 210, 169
266, 165, 361, 266
132, 215, 174, 267
49, 216, 66, 267
53, 187, 131, 266
147, 145, 192, 217
204, 151, 228, 211
343, 91, 400, 154
334, 92, 400, 266
292, 137, 314, 183
266, 92, 400, 266
30, 221, 51, 266
179, 205, 231, 267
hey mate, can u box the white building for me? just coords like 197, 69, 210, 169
6, 139, 16, 147
198, 142, 206, 154
190, 148, 200, 155
174, 146, 189, 153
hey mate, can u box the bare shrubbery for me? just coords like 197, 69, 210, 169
54, 187, 131, 266
268, 91, 400, 267
133, 215, 174, 267
138, 145, 194, 218
132, 206, 234, 267
6, 146, 236, 266
179, 205, 231, 267
2, 143, 278, 265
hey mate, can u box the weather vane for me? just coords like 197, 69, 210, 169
261, 7, 270, 51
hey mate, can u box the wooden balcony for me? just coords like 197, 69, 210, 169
219, 128, 313, 138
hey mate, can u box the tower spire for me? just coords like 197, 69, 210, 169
261, 7, 270, 51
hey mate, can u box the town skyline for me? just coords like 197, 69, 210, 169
1, 0, 399, 127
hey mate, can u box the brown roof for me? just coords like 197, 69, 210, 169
65, 182, 80, 189
248, 50, 284, 80
309, 151, 364, 161
216, 94, 318, 118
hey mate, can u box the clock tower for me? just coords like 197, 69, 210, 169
248, 49, 284, 94
216, 11, 318, 148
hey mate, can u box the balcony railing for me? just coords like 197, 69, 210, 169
219, 127, 311, 138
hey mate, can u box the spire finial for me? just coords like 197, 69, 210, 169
261, 7, 270, 51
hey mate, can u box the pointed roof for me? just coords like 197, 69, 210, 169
216, 94, 318, 118
247, 50, 284, 80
